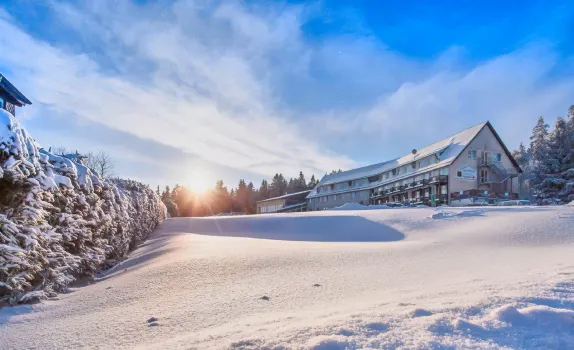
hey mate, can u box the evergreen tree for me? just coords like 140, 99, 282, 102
567, 105, 574, 168
512, 142, 531, 197
246, 181, 256, 214
287, 177, 296, 193
529, 116, 551, 183
212, 180, 230, 214
547, 116, 571, 173
259, 179, 269, 199
308, 175, 318, 189
235, 179, 249, 212
269, 173, 287, 197
156, 185, 160, 196
295, 171, 307, 192
161, 185, 171, 201
513, 142, 530, 170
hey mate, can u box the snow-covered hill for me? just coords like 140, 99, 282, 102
1, 206, 573, 349
0, 109, 166, 304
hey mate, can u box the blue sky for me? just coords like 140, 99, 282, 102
1, 0, 574, 190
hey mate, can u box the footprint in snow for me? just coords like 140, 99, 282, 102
147, 317, 159, 323
260, 296, 270, 301
313, 284, 321, 287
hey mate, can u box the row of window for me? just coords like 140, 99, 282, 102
313, 191, 367, 204
377, 185, 448, 203
468, 150, 503, 162
259, 203, 283, 213
372, 168, 449, 193
317, 155, 440, 194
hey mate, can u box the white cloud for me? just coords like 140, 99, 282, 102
1, 0, 573, 185
0, 0, 355, 179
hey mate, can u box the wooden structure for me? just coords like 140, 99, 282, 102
0, 73, 32, 117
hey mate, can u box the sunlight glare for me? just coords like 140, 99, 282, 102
186, 172, 212, 193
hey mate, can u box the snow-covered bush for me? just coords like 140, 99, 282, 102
0, 110, 166, 304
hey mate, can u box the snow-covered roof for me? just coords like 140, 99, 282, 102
307, 122, 488, 198
257, 190, 312, 204
0, 73, 32, 107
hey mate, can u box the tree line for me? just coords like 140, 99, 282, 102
159, 171, 322, 217
511, 105, 574, 203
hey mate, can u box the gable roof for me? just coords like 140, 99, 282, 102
0, 73, 32, 106
306, 121, 509, 199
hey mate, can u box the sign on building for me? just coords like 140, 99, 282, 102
456, 165, 477, 180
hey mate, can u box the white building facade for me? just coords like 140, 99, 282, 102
307, 122, 522, 210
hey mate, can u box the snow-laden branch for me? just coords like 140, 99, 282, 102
0, 109, 167, 305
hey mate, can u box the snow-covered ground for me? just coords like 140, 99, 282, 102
1, 206, 574, 349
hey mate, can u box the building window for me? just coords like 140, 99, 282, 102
441, 185, 447, 195
351, 192, 356, 199
439, 168, 449, 176
368, 175, 380, 183
411, 162, 416, 170
0, 96, 4, 109
457, 170, 462, 178
392, 169, 396, 176
495, 153, 502, 162
480, 170, 488, 183
468, 150, 477, 159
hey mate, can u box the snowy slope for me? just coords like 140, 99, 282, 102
1, 206, 574, 349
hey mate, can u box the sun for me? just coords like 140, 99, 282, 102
186, 173, 212, 193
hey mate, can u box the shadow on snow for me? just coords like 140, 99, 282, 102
159, 215, 406, 242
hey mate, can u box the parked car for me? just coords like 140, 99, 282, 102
498, 200, 531, 206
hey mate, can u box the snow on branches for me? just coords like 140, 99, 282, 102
0, 109, 166, 305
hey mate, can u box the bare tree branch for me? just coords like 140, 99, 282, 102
85, 150, 116, 178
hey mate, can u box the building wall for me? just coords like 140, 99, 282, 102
308, 190, 370, 210
449, 125, 519, 196
257, 199, 285, 214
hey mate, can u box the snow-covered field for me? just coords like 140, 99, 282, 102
1, 206, 574, 349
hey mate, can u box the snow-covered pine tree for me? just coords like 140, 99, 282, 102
512, 142, 531, 197
567, 105, 574, 169
529, 116, 551, 184
547, 116, 572, 174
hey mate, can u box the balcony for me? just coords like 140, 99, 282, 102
414, 179, 429, 187
429, 175, 448, 184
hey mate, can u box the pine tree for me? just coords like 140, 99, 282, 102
512, 142, 531, 197
246, 181, 256, 214
161, 185, 171, 201
529, 116, 551, 183
295, 171, 307, 192
547, 116, 571, 173
567, 105, 574, 169
259, 179, 269, 200
269, 173, 287, 197
287, 178, 295, 193
308, 175, 317, 189
235, 179, 249, 212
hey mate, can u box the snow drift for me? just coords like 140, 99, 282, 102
2, 206, 573, 349
0, 109, 166, 304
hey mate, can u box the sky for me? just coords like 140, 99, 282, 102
1, 0, 574, 191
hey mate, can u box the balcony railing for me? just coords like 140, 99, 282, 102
429, 175, 448, 184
